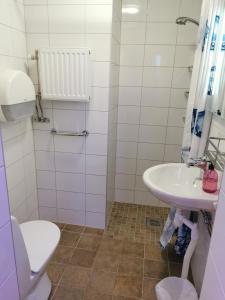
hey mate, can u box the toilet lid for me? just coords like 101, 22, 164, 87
20, 220, 60, 273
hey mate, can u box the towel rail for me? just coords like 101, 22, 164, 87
51, 128, 89, 137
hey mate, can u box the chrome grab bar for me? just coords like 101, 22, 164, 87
51, 128, 89, 137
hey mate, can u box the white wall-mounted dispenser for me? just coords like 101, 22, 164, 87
0, 69, 36, 122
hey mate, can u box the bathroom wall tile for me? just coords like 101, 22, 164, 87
119, 87, 142, 106
140, 107, 168, 126
144, 45, 175, 67
53, 109, 85, 133
86, 88, 109, 112
86, 175, 106, 195
166, 127, 184, 145
141, 88, 170, 107
143, 67, 173, 87
86, 134, 108, 156
35, 151, 55, 171
177, 25, 198, 45
138, 125, 167, 144
172, 68, 191, 88
120, 45, 145, 66
54, 135, 85, 154
86, 155, 107, 176
121, 22, 146, 44
167, 108, 186, 127
0, 271, 19, 300
164, 145, 181, 162
6, 160, 25, 191
49, 33, 85, 48
8, 181, 26, 213
135, 175, 148, 191
55, 153, 85, 173
180, 0, 202, 21
37, 170, 56, 189
119, 66, 143, 86
0, 25, 12, 56
115, 189, 134, 203
37, 189, 56, 207
39, 206, 57, 221
86, 194, 106, 213
116, 141, 137, 158
117, 124, 139, 142
116, 158, 136, 175
118, 106, 140, 124
56, 172, 85, 193
134, 190, 166, 206
85, 212, 105, 229
136, 159, 162, 175
92, 62, 111, 87
170, 89, 188, 108
137, 143, 164, 160
48, 5, 85, 33
25, 5, 48, 33
146, 23, 177, 45
174, 45, 195, 67
58, 209, 85, 225
147, 0, 180, 22
0, 167, 10, 228
86, 111, 108, 134
57, 191, 85, 211
0, 222, 15, 285
115, 174, 135, 190
86, 5, 112, 33
122, 0, 148, 22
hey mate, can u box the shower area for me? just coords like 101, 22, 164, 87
1, 0, 203, 234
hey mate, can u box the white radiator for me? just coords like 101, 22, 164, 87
38, 48, 91, 102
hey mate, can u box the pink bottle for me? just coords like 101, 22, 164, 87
202, 163, 218, 193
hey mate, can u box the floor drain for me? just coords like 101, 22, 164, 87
145, 217, 161, 228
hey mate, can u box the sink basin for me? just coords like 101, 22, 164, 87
143, 163, 220, 211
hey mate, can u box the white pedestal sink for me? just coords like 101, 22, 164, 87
143, 163, 220, 211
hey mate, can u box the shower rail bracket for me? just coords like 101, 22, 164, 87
51, 128, 89, 137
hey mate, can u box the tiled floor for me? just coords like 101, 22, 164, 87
48, 202, 183, 300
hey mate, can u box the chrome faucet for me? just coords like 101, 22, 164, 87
187, 157, 209, 170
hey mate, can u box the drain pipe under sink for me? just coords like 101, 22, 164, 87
173, 209, 199, 279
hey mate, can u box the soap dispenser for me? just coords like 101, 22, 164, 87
202, 162, 218, 193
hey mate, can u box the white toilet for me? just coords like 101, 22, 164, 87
11, 216, 61, 300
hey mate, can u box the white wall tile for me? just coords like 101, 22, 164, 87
139, 125, 167, 143
137, 143, 164, 160
25, 5, 48, 33
86, 194, 106, 213
117, 141, 137, 158
140, 107, 168, 126
115, 189, 134, 203
86, 175, 106, 195
177, 25, 198, 45
39, 206, 57, 221
141, 88, 170, 107
121, 22, 146, 44
48, 5, 85, 33
167, 108, 186, 127
164, 145, 181, 162
35, 151, 55, 171
144, 45, 175, 67
85, 212, 105, 229
86, 5, 112, 33
55, 153, 85, 173
34, 130, 54, 151
37, 170, 56, 189
118, 106, 140, 124
180, 0, 202, 21
146, 23, 177, 45
148, 0, 180, 22
115, 174, 135, 190
86, 111, 108, 134
172, 68, 191, 88
119, 87, 141, 106
116, 158, 136, 174
54, 135, 85, 154
166, 127, 184, 145
122, 0, 148, 22
136, 159, 162, 175
57, 191, 85, 211
86, 88, 109, 111
174, 45, 195, 67
143, 67, 173, 87
117, 124, 139, 142
86, 155, 107, 176
170, 89, 188, 108
86, 134, 108, 155
92, 62, 111, 87
37, 189, 56, 207
56, 172, 85, 193
53, 109, 85, 132
120, 66, 143, 86
120, 45, 144, 66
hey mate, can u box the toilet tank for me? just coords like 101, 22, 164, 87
0, 69, 36, 122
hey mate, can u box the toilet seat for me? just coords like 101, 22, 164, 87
155, 277, 198, 300
20, 220, 60, 273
